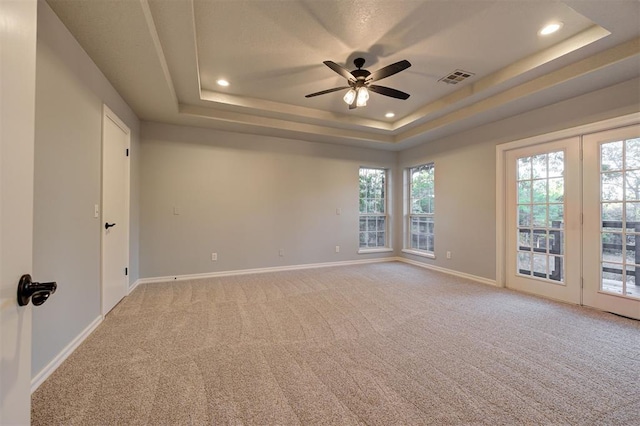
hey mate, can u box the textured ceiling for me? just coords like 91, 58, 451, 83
46, 0, 640, 150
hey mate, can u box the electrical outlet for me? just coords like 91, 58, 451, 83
173, 206, 181, 215
94, 204, 99, 218
279, 248, 284, 257
335, 245, 340, 253
211, 253, 217, 261
336, 208, 341, 215
446, 251, 451, 259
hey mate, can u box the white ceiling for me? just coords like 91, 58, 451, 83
46, 0, 640, 150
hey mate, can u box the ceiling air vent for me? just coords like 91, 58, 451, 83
439, 69, 475, 85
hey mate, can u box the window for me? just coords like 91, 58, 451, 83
408, 164, 435, 254
359, 168, 388, 249
516, 151, 565, 282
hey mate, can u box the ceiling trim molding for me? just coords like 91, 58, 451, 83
140, 0, 178, 108
394, 25, 611, 131
179, 104, 395, 144
398, 36, 640, 142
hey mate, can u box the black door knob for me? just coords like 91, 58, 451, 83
17, 274, 57, 306
105, 222, 116, 230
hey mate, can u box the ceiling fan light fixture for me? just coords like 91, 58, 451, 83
343, 88, 356, 105
356, 87, 369, 107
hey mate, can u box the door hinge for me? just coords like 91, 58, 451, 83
125, 267, 128, 276
126, 148, 129, 157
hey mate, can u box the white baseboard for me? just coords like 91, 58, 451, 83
31, 315, 103, 394
30, 257, 494, 393
135, 257, 398, 285
128, 278, 141, 295
134, 257, 496, 288
398, 257, 498, 287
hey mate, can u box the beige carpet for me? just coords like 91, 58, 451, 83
32, 262, 640, 425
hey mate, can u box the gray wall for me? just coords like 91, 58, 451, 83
32, 1, 140, 377
140, 123, 396, 278
398, 77, 640, 281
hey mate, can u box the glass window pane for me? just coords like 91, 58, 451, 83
548, 151, 564, 178
601, 141, 623, 171
602, 203, 623, 232
602, 262, 623, 294
624, 264, 638, 298
377, 217, 385, 231
532, 205, 547, 227
602, 232, 624, 263
533, 230, 548, 252
518, 229, 532, 250
518, 252, 531, 275
548, 204, 563, 228
518, 205, 531, 226
625, 170, 640, 201
518, 157, 532, 180
627, 202, 640, 224
518, 181, 531, 203
533, 254, 548, 278
626, 234, 637, 265
360, 168, 387, 247
549, 230, 563, 255
532, 180, 547, 203
532, 154, 547, 179
549, 256, 563, 282
408, 164, 434, 253
548, 178, 564, 203
626, 138, 640, 169
601, 172, 624, 201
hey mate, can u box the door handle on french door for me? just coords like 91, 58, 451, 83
105, 222, 116, 230
17, 274, 57, 306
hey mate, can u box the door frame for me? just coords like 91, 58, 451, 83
583, 124, 640, 319
0, 0, 37, 423
496, 112, 640, 288
504, 137, 582, 304
101, 105, 130, 315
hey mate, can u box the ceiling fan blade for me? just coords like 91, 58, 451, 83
368, 85, 410, 100
367, 60, 411, 83
323, 61, 357, 82
305, 86, 350, 98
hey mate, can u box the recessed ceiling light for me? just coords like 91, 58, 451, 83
385, 112, 395, 118
216, 79, 230, 87
539, 22, 563, 36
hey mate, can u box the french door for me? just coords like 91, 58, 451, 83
505, 125, 640, 320
506, 137, 582, 304
583, 125, 640, 319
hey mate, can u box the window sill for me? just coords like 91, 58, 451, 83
358, 248, 394, 254
401, 249, 435, 259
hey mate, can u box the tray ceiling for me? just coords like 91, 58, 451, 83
46, 0, 640, 150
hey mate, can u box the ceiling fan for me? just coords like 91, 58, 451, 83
305, 57, 411, 109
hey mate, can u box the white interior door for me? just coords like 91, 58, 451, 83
0, 0, 37, 423
505, 138, 582, 304
101, 106, 130, 315
583, 125, 640, 320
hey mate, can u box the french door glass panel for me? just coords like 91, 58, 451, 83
584, 125, 640, 319
505, 138, 581, 304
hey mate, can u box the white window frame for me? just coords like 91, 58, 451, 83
358, 167, 392, 253
403, 163, 435, 258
